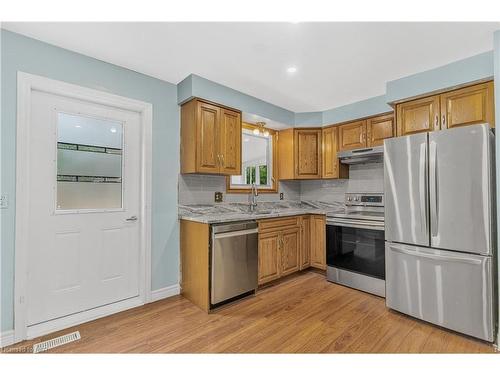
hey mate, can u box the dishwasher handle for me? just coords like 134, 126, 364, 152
213, 228, 258, 239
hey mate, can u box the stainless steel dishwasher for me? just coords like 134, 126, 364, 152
211, 221, 258, 306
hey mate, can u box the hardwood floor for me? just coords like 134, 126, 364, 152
4, 272, 496, 353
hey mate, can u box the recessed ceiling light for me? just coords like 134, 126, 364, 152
286, 66, 297, 74
110, 127, 117, 133
75, 125, 81, 128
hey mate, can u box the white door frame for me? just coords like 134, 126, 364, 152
14, 72, 153, 342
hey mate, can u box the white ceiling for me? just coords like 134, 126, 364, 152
3, 22, 499, 112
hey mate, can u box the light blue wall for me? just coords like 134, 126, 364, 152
493, 30, 500, 345
386, 51, 494, 103
321, 95, 392, 125
0, 30, 180, 332
177, 74, 296, 125
178, 74, 394, 127
294, 112, 323, 127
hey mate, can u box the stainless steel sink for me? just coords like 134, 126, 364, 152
248, 209, 274, 215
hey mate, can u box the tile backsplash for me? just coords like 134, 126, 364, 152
178, 174, 300, 205
300, 162, 384, 203
178, 162, 383, 205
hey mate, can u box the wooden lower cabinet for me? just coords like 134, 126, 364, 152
258, 215, 326, 285
180, 220, 210, 312
280, 227, 301, 276
310, 215, 326, 270
258, 231, 281, 284
300, 216, 311, 269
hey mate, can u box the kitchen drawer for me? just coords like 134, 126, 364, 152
258, 216, 301, 232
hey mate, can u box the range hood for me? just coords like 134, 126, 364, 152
337, 146, 384, 165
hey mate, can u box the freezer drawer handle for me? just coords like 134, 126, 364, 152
213, 228, 258, 239
390, 246, 482, 265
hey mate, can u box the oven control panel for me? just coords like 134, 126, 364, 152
345, 193, 384, 207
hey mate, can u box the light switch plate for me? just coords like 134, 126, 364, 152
0, 194, 8, 208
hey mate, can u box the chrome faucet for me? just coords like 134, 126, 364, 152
249, 183, 258, 212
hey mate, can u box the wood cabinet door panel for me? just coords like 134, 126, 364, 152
310, 215, 326, 270
367, 113, 395, 147
219, 109, 242, 175
281, 227, 300, 276
258, 231, 281, 285
338, 121, 367, 151
196, 102, 220, 173
440, 82, 495, 129
300, 216, 311, 270
396, 96, 440, 136
322, 126, 339, 178
294, 129, 321, 179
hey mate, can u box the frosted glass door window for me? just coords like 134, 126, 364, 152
56, 113, 123, 210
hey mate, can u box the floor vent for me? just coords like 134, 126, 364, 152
32, 331, 81, 353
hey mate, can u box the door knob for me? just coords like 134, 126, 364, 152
125, 215, 138, 222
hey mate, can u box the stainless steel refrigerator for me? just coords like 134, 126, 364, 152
384, 123, 496, 342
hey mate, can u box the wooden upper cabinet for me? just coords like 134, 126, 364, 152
278, 128, 322, 180
440, 81, 495, 129
258, 231, 281, 285
396, 81, 495, 136
396, 95, 440, 136
196, 101, 220, 173
322, 126, 348, 179
280, 227, 300, 277
219, 108, 242, 175
294, 129, 322, 179
338, 120, 367, 151
310, 215, 326, 270
366, 113, 395, 147
180, 98, 242, 175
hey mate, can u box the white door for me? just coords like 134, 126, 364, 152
26, 89, 142, 327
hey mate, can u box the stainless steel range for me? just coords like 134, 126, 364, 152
326, 193, 385, 297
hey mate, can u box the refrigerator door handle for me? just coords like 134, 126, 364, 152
419, 143, 427, 234
389, 245, 482, 265
429, 141, 438, 237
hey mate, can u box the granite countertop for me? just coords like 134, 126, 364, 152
178, 200, 344, 224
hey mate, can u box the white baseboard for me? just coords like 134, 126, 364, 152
26, 296, 144, 340
151, 284, 180, 302
5, 285, 180, 345
0, 330, 15, 348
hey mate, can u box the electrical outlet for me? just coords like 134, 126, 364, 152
279, 192, 284, 200
0, 194, 8, 208
214, 191, 223, 203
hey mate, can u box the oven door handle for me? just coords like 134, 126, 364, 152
327, 218, 385, 231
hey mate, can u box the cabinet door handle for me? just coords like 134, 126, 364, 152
442, 114, 446, 128
435, 115, 439, 130
220, 153, 224, 167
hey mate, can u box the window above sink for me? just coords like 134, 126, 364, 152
226, 122, 278, 193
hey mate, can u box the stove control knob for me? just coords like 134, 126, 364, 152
347, 197, 352, 202
354, 196, 359, 201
